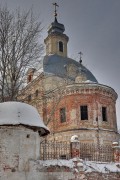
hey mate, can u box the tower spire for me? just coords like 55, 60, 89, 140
53, 2, 59, 21
44, 3, 69, 57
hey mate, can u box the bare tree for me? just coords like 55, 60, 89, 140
0, 6, 43, 102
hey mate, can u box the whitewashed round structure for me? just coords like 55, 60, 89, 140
0, 101, 49, 136
0, 102, 49, 174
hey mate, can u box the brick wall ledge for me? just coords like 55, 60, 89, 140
53, 128, 117, 134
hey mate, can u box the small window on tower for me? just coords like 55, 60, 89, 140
59, 41, 63, 52
102, 107, 107, 121
60, 107, 66, 123
80, 105, 88, 120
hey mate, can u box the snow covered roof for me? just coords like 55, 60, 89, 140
0, 101, 50, 136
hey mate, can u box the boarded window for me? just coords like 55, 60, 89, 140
60, 107, 66, 123
102, 107, 107, 121
80, 106, 88, 120
59, 41, 63, 52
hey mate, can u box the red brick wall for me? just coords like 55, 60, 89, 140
18, 77, 118, 144
47, 91, 117, 133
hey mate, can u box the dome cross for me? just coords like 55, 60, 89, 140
78, 51, 83, 64
53, 2, 59, 19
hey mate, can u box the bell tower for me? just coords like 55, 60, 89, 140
44, 3, 69, 57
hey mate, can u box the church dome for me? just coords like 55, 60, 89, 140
48, 17, 65, 34
43, 3, 97, 83
0, 102, 50, 136
41, 54, 98, 83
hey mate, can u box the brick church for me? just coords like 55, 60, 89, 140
19, 4, 119, 145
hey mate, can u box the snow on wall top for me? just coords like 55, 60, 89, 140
0, 101, 50, 136
70, 135, 79, 142
29, 159, 120, 173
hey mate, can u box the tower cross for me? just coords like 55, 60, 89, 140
78, 51, 83, 64
53, 3, 59, 17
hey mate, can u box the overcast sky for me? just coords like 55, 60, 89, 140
2, 0, 120, 129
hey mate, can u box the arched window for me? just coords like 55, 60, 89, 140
59, 41, 63, 52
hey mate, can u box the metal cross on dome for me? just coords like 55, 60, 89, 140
78, 51, 83, 64
53, 2, 59, 18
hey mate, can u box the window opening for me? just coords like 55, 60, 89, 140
102, 107, 107, 121
28, 94, 31, 102
80, 105, 88, 120
60, 107, 66, 123
35, 89, 39, 97
59, 41, 63, 52
28, 75, 32, 82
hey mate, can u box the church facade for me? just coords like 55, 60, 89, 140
18, 10, 119, 145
